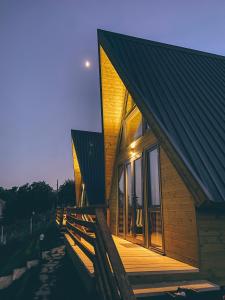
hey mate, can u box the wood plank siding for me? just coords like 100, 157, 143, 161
72, 143, 82, 203
99, 47, 126, 200
197, 210, 225, 284
161, 148, 199, 267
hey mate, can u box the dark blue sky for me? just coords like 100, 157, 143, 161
1, 0, 225, 189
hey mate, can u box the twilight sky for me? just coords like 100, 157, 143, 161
1, 0, 225, 189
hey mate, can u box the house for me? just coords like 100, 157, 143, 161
98, 29, 225, 282
62, 30, 225, 298
71, 129, 105, 206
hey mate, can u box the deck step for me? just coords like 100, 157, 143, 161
128, 269, 201, 285
133, 280, 220, 299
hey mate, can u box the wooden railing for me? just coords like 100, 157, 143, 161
64, 206, 136, 300
56, 207, 66, 226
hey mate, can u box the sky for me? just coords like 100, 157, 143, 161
1, 0, 225, 189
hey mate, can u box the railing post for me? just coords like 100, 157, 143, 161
95, 207, 136, 300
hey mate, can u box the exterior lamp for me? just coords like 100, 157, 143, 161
130, 141, 136, 157
130, 142, 136, 149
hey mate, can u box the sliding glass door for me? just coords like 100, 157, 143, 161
133, 157, 144, 243
118, 158, 144, 244
126, 162, 133, 238
147, 148, 163, 251
118, 166, 125, 236
117, 147, 162, 250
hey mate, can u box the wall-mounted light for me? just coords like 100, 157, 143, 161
130, 141, 136, 150
130, 141, 136, 158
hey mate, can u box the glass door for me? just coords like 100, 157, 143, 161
126, 162, 133, 238
118, 157, 144, 245
118, 166, 125, 236
147, 148, 163, 251
133, 157, 144, 244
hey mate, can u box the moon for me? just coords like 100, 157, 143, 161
85, 60, 91, 68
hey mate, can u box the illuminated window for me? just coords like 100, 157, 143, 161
118, 166, 125, 235
125, 107, 142, 145
80, 183, 88, 206
125, 93, 135, 115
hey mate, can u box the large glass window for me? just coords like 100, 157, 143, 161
80, 183, 88, 206
125, 94, 135, 115
148, 148, 162, 250
149, 149, 160, 206
126, 163, 133, 236
118, 166, 125, 235
125, 107, 142, 145
134, 157, 144, 242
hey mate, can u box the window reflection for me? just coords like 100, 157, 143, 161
125, 107, 142, 145
118, 166, 125, 235
126, 163, 133, 236
148, 148, 162, 250
149, 149, 160, 206
125, 94, 135, 115
80, 184, 88, 206
134, 157, 143, 242
150, 211, 162, 248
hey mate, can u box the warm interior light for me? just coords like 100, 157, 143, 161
130, 141, 136, 149
130, 150, 135, 157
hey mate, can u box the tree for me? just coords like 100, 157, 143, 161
1, 181, 56, 224
58, 180, 75, 207
29, 181, 55, 213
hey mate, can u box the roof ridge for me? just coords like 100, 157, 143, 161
98, 29, 225, 61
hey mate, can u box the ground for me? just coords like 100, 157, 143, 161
0, 227, 92, 300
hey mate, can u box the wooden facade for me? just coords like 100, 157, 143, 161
197, 210, 225, 285
108, 119, 199, 267
72, 142, 82, 204
65, 31, 225, 298
99, 40, 225, 285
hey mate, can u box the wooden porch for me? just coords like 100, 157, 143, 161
58, 207, 220, 299
65, 234, 198, 275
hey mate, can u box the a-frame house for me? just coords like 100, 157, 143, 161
98, 30, 225, 285
61, 31, 225, 298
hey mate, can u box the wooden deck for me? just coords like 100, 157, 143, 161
65, 234, 198, 275
64, 234, 221, 297
114, 236, 198, 275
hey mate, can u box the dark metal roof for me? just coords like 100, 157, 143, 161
98, 29, 225, 204
71, 130, 105, 205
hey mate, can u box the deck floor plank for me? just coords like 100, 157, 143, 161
65, 234, 198, 275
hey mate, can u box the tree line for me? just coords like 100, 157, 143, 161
0, 180, 75, 224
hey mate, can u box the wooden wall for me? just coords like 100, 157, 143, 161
72, 143, 82, 206
161, 148, 199, 267
197, 210, 225, 284
99, 47, 126, 200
